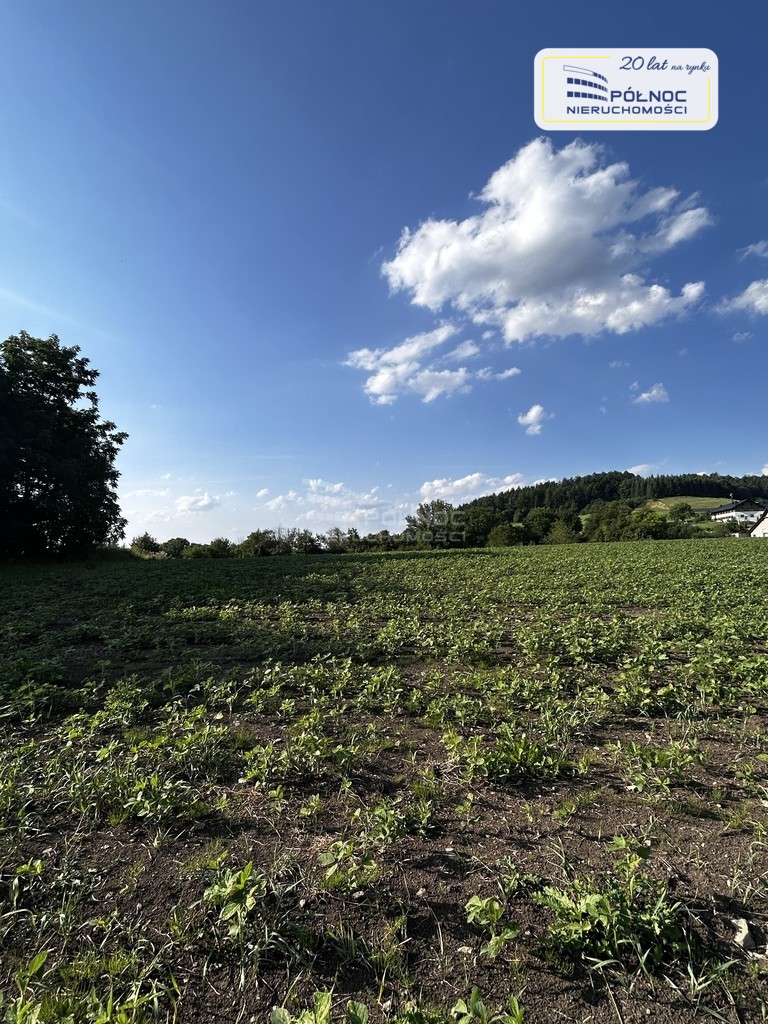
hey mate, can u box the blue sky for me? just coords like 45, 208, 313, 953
1, 1, 766, 542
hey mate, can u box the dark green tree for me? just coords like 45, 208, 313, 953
487, 522, 528, 547
668, 501, 694, 524
207, 537, 235, 558
237, 529, 278, 557
544, 520, 580, 545
0, 332, 127, 557
405, 499, 460, 547
461, 504, 505, 547
523, 507, 558, 543
161, 537, 190, 558
131, 532, 161, 556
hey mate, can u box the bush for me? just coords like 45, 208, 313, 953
130, 532, 161, 556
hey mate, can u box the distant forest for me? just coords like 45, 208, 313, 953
458, 471, 768, 519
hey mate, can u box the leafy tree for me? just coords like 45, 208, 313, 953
290, 529, 322, 554
668, 501, 694, 524
405, 499, 460, 548
487, 522, 527, 547
323, 527, 347, 553
582, 502, 634, 542
237, 529, 278, 557
0, 332, 127, 557
207, 537, 235, 558
523, 507, 557, 543
461, 505, 505, 547
544, 520, 580, 545
364, 529, 395, 551
628, 507, 668, 540
161, 537, 190, 558
182, 543, 212, 559
131, 532, 161, 556
344, 527, 364, 552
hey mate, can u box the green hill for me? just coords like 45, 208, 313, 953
459, 471, 768, 519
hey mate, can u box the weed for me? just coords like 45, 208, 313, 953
534, 837, 686, 971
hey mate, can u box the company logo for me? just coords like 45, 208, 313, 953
564, 65, 609, 102
535, 49, 718, 130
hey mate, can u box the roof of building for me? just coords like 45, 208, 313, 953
710, 499, 768, 515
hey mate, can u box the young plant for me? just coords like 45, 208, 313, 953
452, 987, 525, 1024
465, 896, 520, 958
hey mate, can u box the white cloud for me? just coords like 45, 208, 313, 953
263, 490, 300, 512
176, 492, 221, 513
762, 464, 768, 476
137, 490, 225, 525
732, 331, 752, 343
473, 365, 521, 382
628, 463, 660, 476
255, 487, 270, 498
420, 471, 525, 501
738, 240, 768, 260
609, 360, 629, 369
494, 277, 704, 343
345, 325, 520, 405
160, 473, 172, 481
381, 138, 708, 344
444, 340, 480, 362
719, 279, 768, 316
345, 325, 470, 404
517, 404, 551, 435
632, 383, 669, 405
257, 478, 393, 527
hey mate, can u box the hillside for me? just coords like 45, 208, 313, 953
459, 470, 768, 519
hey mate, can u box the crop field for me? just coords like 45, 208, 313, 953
2, 541, 768, 1024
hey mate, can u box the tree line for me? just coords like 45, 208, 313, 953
130, 495, 732, 559
1, 333, 757, 560
458, 469, 768, 520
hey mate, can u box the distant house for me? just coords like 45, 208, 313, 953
749, 510, 768, 538
709, 499, 768, 525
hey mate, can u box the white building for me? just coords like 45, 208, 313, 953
709, 499, 768, 525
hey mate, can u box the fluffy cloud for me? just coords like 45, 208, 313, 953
136, 490, 225, 525
517, 404, 551, 435
345, 325, 520, 405
257, 478, 395, 527
345, 325, 470, 404
627, 463, 661, 476
175, 492, 221, 513
420, 471, 525, 501
382, 138, 708, 344
632, 383, 669, 405
719, 279, 768, 316
732, 331, 752, 343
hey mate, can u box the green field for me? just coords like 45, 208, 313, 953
2, 541, 767, 1023
647, 495, 732, 511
